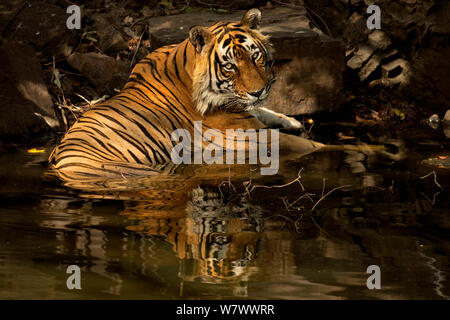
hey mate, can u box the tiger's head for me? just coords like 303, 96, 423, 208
189, 9, 275, 115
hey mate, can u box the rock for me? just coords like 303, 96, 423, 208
444, 110, 450, 122
405, 46, 450, 110
444, 110, 450, 139
401, 0, 417, 4
262, 12, 345, 115
303, 0, 450, 113
192, 0, 260, 9
0, 0, 26, 34
66, 52, 130, 95
264, 34, 345, 115
344, 12, 369, 47
367, 30, 392, 50
0, 42, 59, 129
382, 48, 400, 61
3, 1, 77, 59
425, 114, 440, 130
94, 14, 128, 53
386, 72, 410, 87
443, 109, 450, 137
381, 58, 407, 78
148, 7, 313, 51
123, 16, 134, 26
346, 31, 392, 76
148, 12, 230, 49
147, 7, 345, 115
367, 78, 390, 88
345, 47, 357, 57
142, 6, 156, 18
359, 53, 382, 81
0, 73, 52, 139
347, 45, 376, 70
0, 67, 54, 139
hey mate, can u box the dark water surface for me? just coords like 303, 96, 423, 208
0, 124, 449, 300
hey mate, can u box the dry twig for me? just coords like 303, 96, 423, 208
247, 168, 304, 194
130, 32, 145, 68
311, 184, 352, 212
420, 171, 442, 189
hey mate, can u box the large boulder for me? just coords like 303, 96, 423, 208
0, 71, 53, 139
94, 13, 129, 53
147, 6, 345, 115
0, 0, 26, 34
0, 42, 60, 140
264, 29, 345, 115
2, 1, 77, 59
66, 52, 130, 95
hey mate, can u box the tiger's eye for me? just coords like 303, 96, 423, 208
223, 63, 234, 71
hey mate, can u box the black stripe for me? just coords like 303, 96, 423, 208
212, 22, 227, 32
78, 117, 106, 127
138, 57, 163, 80
116, 93, 188, 135
127, 73, 193, 124
54, 148, 107, 162
57, 162, 124, 175
106, 143, 128, 161
222, 37, 231, 48
61, 138, 118, 161
113, 129, 154, 163
116, 104, 172, 160
95, 112, 127, 130
87, 133, 122, 159
229, 27, 247, 33
128, 149, 142, 164
183, 41, 188, 66
56, 154, 109, 164
74, 126, 109, 140
173, 45, 182, 82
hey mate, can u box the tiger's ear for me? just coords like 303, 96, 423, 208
240, 8, 262, 29
189, 26, 213, 53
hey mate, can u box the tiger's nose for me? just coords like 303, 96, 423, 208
248, 88, 265, 98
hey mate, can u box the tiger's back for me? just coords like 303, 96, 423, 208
50, 40, 203, 179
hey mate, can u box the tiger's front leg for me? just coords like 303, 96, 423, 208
249, 107, 303, 130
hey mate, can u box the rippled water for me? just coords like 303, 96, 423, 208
0, 124, 449, 299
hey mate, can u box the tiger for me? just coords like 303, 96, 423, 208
123, 186, 263, 284
49, 9, 322, 182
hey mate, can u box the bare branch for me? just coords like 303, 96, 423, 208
420, 171, 442, 189
248, 168, 304, 194
311, 185, 352, 212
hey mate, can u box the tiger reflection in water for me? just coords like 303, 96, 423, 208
124, 186, 264, 285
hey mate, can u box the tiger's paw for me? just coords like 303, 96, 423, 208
251, 107, 303, 130
279, 115, 302, 130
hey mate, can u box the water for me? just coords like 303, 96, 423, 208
0, 124, 449, 300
